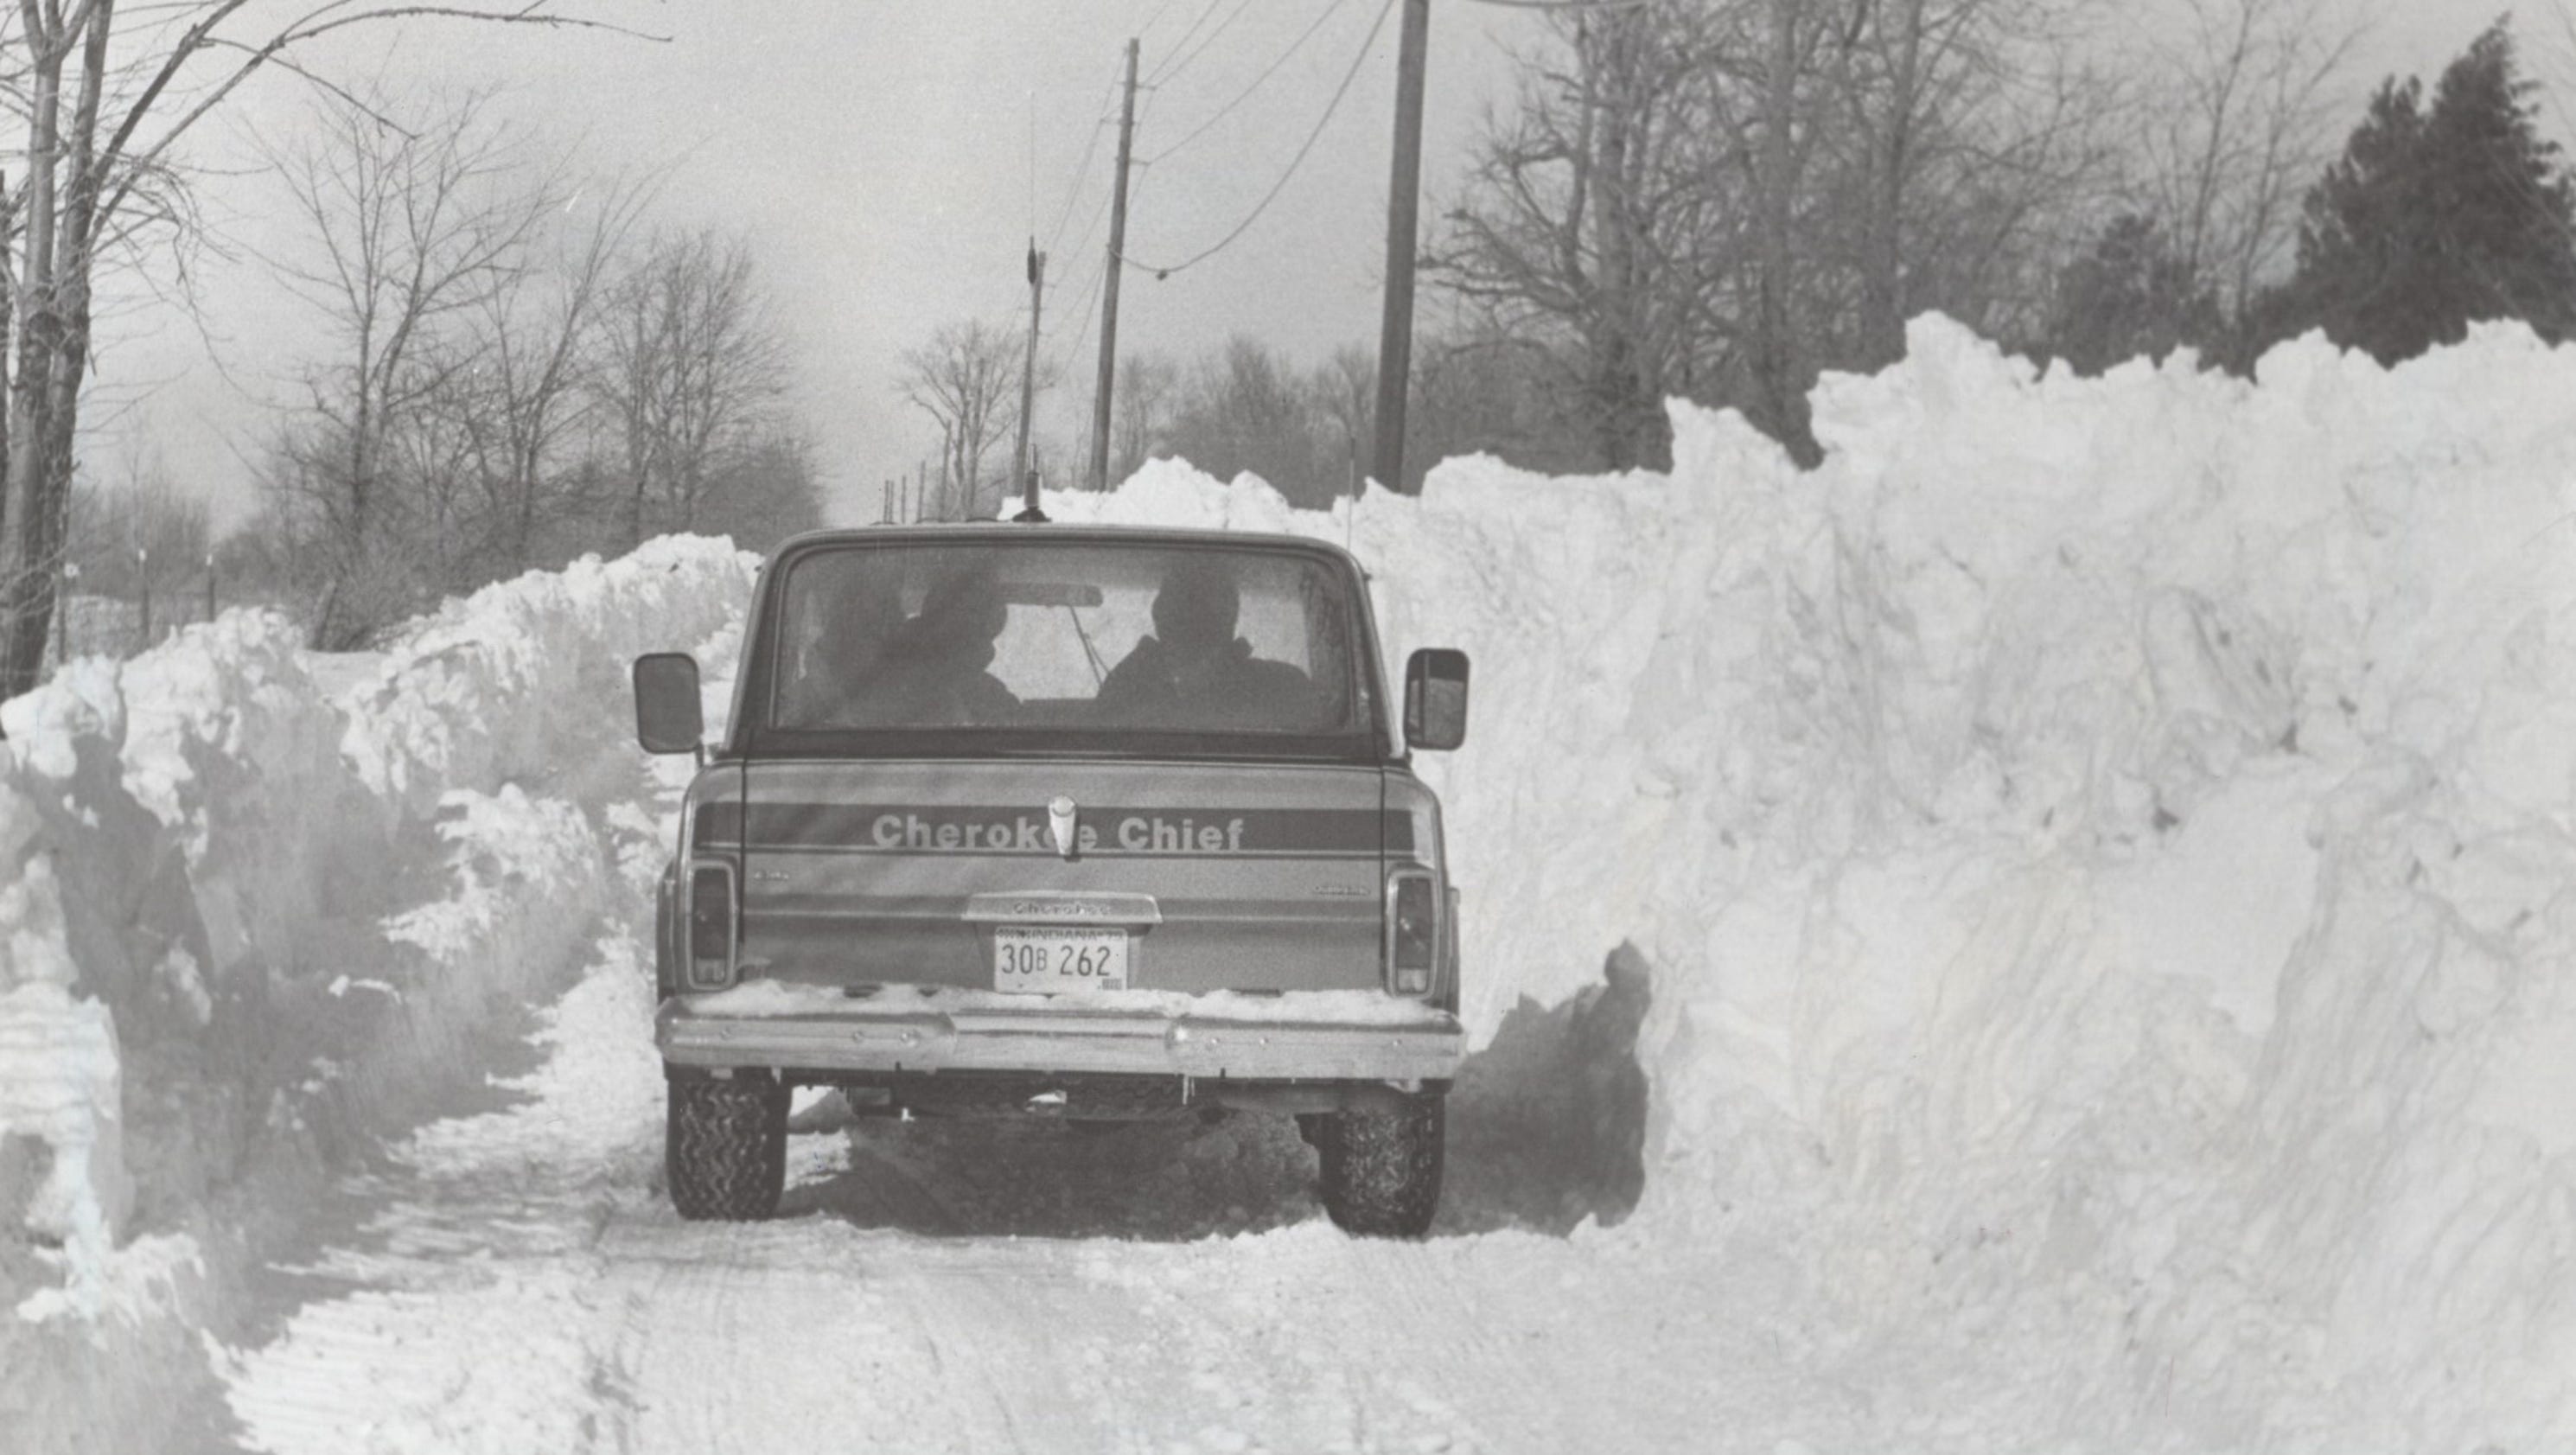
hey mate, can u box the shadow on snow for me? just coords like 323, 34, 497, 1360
782, 945, 1653, 1243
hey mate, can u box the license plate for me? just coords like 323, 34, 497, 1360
993, 927, 1129, 992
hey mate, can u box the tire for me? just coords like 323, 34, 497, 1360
666, 1077, 788, 1221
1317, 1095, 1444, 1238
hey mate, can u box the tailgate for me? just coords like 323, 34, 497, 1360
704, 760, 1396, 995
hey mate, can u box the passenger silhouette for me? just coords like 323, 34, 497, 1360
1095, 558, 1323, 730
851, 569, 1020, 726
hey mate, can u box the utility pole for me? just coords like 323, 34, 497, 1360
1012, 241, 1048, 520
1370, 0, 1431, 497
1089, 37, 1142, 494
914, 461, 927, 524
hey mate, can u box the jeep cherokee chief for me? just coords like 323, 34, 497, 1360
632, 525, 1471, 1236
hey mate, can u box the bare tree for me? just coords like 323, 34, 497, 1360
68, 450, 207, 599
1430, 1, 1744, 471
1312, 345, 1374, 499
1157, 336, 1337, 506
1110, 350, 1181, 486
2131, 0, 2359, 317
459, 178, 651, 571
0, 1, 640, 693
601, 230, 789, 546
1815, 0, 2121, 367
898, 318, 1022, 520
258, 86, 559, 647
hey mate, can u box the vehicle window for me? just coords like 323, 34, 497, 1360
768, 541, 1364, 740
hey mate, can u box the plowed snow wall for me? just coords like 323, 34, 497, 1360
0, 537, 755, 1452
1047, 318, 2576, 1450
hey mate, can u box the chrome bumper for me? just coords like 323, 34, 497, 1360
657, 999, 1465, 1082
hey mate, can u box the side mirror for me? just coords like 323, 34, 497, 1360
1403, 648, 1470, 751
634, 653, 705, 756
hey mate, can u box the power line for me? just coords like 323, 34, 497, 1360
1146, 0, 1355, 168
1123, 0, 1399, 278
1044, 169, 1154, 392
1058, 163, 1120, 283
1145, 0, 1231, 86
1043, 118, 1111, 254
1151, 0, 1260, 91
1045, 252, 1113, 390
1043, 56, 1134, 255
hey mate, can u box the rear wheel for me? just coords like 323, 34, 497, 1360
666, 1077, 788, 1221
1317, 1095, 1444, 1238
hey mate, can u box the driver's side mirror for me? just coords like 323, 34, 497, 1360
1403, 648, 1470, 751
634, 653, 705, 756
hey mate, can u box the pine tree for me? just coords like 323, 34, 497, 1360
2258, 21, 2576, 364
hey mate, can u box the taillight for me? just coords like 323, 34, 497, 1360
1387, 869, 1437, 996
685, 860, 736, 989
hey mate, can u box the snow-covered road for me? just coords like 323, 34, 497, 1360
210, 942, 1921, 1455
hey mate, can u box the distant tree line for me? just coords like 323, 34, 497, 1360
2058, 19, 2576, 374
910, 2, 2576, 498
1100, 2, 2559, 486
234, 88, 822, 649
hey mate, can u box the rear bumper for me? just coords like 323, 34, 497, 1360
657, 998, 1466, 1083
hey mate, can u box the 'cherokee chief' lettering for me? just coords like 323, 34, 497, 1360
868, 811, 1247, 853
870, 813, 1049, 851
1117, 816, 1247, 853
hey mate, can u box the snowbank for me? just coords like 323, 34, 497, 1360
0, 538, 755, 1452
1044, 320, 2576, 1449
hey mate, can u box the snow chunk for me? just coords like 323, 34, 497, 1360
0, 981, 129, 1299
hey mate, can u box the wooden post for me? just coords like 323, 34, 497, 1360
1013, 242, 1047, 520
1370, 0, 1431, 495
1090, 38, 1141, 494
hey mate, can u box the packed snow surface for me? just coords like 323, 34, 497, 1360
0, 316, 2569, 1452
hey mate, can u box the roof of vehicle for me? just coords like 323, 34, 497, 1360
767, 521, 1368, 572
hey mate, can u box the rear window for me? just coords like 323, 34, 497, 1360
752, 539, 1377, 756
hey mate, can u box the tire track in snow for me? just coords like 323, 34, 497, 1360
216, 938, 1899, 1455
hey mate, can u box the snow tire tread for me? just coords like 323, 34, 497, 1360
667, 1078, 788, 1221
1318, 1096, 1444, 1238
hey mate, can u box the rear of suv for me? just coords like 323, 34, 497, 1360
633, 524, 1470, 1235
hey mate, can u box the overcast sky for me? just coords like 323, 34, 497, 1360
92, 0, 2567, 529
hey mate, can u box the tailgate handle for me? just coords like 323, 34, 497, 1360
960, 892, 1163, 926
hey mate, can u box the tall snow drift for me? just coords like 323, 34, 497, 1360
1045, 317, 2576, 1450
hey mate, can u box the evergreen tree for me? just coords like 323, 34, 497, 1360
2044, 214, 2224, 373
2258, 21, 2576, 364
